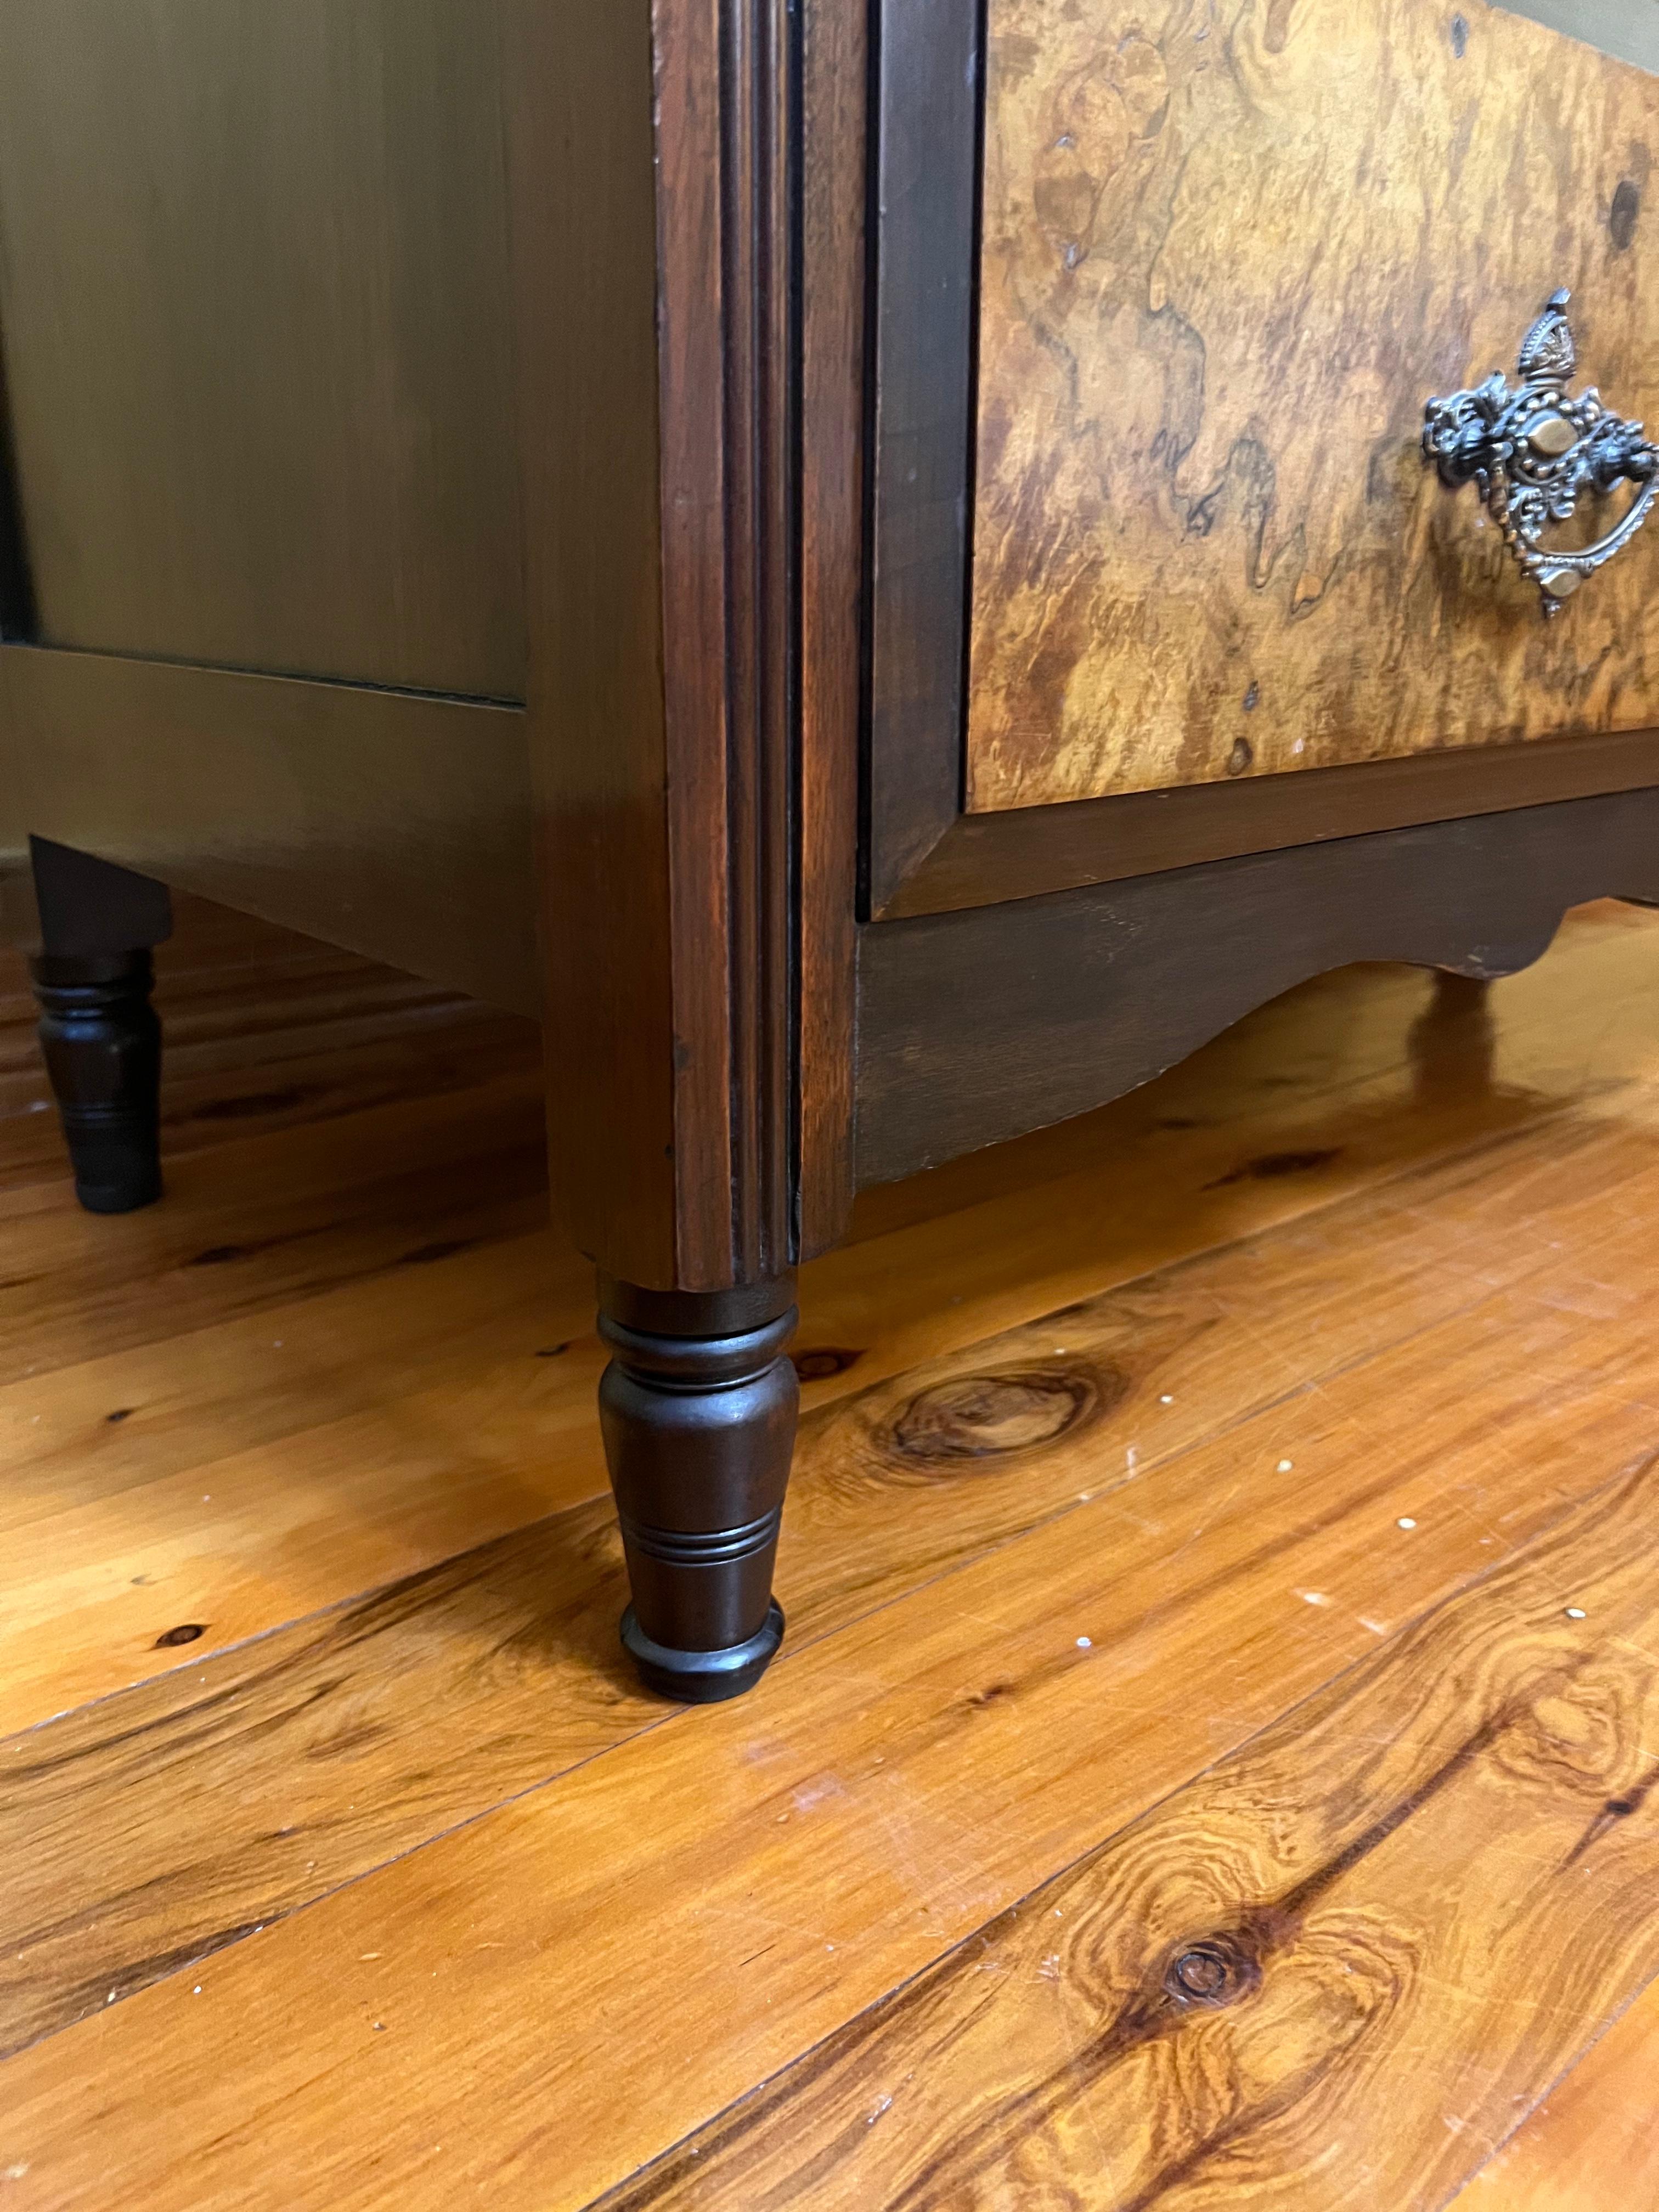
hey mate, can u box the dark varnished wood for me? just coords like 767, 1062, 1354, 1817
657, 0, 795, 1290
500, 0, 677, 1286
0, 330, 33, 644
0, 0, 524, 700
598, 1277, 799, 1700
879, 723, 1659, 917
795, 0, 867, 1259
0, 646, 538, 1011
862, 0, 981, 916
3, 980, 549, 1389
26, 834, 172, 960
25, 837, 171, 1212
1, 343, 38, 947
30, 951, 162, 1214
501, 0, 814, 1688
503, 0, 805, 1295
856, 787, 1659, 1184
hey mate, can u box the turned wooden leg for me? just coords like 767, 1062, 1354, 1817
25, 836, 172, 1217
30, 950, 163, 1214
597, 1274, 799, 1703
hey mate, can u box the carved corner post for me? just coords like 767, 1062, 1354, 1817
505, 0, 855, 1699
26, 836, 172, 1214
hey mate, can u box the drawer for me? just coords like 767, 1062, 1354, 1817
961, 0, 1659, 809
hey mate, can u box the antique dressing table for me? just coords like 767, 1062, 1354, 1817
4, 0, 1659, 1699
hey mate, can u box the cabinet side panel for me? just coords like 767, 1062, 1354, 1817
0, 0, 524, 700
503, 0, 679, 1284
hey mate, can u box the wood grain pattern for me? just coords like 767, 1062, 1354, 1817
1455, 1974, 1659, 2207
880, 724, 1659, 921
0, 0, 525, 699
967, 0, 1659, 810
795, 0, 866, 1256
13, 1098, 1659, 2205
609, 1455, 1659, 2209
858, 791, 1659, 1183
1, 895, 538, 1178
504, 0, 799, 1290
9, 900, 1659, 1729
12, 1081, 1652, 2057
2, 1070, 548, 1379
4, 904, 1659, 2198
650, 0, 796, 1285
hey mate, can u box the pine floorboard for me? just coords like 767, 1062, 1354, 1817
2, 895, 1658, 2205
1454, 1972, 1659, 2208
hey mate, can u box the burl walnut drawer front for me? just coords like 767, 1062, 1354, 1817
967, 0, 1659, 810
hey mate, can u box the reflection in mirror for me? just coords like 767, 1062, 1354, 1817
1496, 1, 1659, 72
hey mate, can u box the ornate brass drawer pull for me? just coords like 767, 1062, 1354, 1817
1423, 290, 1659, 616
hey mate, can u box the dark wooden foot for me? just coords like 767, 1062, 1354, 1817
597, 1275, 799, 1703
30, 950, 163, 1214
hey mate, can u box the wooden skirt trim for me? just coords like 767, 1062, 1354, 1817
854, 786, 1659, 1186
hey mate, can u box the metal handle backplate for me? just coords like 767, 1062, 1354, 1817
1423, 290, 1659, 616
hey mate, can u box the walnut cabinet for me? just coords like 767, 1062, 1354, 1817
5, 0, 1659, 1696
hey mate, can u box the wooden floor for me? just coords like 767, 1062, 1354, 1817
3, 893, 1659, 2208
